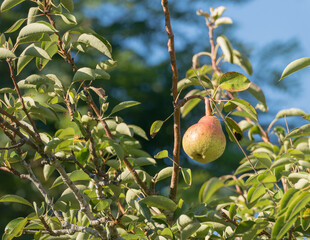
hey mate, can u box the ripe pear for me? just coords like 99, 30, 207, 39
182, 99, 226, 163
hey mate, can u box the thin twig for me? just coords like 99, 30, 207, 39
6, 59, 41, 139
161, 0, 181, 202
0, 138, 25, 150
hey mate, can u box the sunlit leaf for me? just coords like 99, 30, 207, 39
155, 167, 173, 182
217, 35, 233, 63
17, 55, 33, 75
271, 215, 290, 239
219, 72, 251, 92
73, 67, 95, 82
276, 108, 306, 119
285, 123, 310, 140
214, 17, 232, 26
3, 217, 28, 239
1, 0, 25, 12
233, 49, 253, 75
128, 125, 148, 140
285, 191, 310, 221
110, 101, 140, 115
0, 195, 32, 207
50, 170, 91, 188
20, 44, 51, 60
247, 82, 267, 111
177, 76, 212, 92
199, 177, 224, 203
5, 18, 26, 33
17, 22, 56, 44
150, 120, 164, 138
140, 196, 177, 211
224, 117, 243, 142
229, 98, 258, 121
77, 33, 112, 59
0, 48, 16, 59
280, 57, 310, 81
181, 89, 204, 117
154, 150, 168, 159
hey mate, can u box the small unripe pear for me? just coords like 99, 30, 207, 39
182, 98, 226, 163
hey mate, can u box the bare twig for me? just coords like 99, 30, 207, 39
161, 0, 181, 202
0, 138, 25, 150
0, 107, 42, 146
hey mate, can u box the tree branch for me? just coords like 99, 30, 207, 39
6, 59, 41, 139
161, 0, 181, 202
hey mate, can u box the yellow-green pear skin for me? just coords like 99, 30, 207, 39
182, 116, 226, 163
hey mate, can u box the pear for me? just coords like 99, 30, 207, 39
182, 98, 226, 163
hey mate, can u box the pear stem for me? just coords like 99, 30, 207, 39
204, 97, 212, 116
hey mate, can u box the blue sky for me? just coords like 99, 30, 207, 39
226, 0, 310, 113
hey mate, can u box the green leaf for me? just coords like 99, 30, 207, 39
17, 55, 34, 74
253, 152, 272, 168
0, 194, 32, 207
246, 184, 266, 203
247, 82, 267, 111
219, 72, 251, 92
181, 222, 201, 240
181, 168, 192, 185
180, 89, 204, 117
128, 125, 148, 140
60, 0, 74, 12
217, 35, 233, 63
0, 48, 16, 59
285, 123, 310, 140
199, 177, 224, 203
77, 33, 112, 59
214, 17, 233, 26
57, 13, 77, 25
154, 150, 169, 159
17, 22, 56, 44
50, 170, 91, 189
73, 67, 95, 82
177, 76, 212, 92
27, 7, 38, 24
229, 98, 258, 121
276, 108, 306, 119
5, 18, 26, 33
270, 157, 292, 169
3, 217, 28, 239
110, 101, 140, 115
155, 167, 173, 182
20, 44, 51, 60
150, 120, 164, 138
232, 49, 253, 75
235, 220, 255, 234
43, 164, 55, 181
140, 196, 177, 211
228, 203, 237, 220
280, 57, 310, 81
1, 0, 25, 12
271, 215, 297, 240
116, 123, 132, 136
224, 117, 243, 143
285, 191, 310, 221
134, 157, 156, 167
